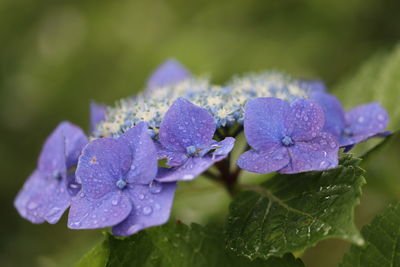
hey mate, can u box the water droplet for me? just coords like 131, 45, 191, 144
142, 206, 152, 215
27, 202, 38, 210
154, 203, 161, 210
111, 198, 119, 206
45, 207, 61, 223
149, 182, 162, 194
183, 174, 194, 180
358, 116, 365, 123
138, 194, 145, 200
127, 224, 142, 235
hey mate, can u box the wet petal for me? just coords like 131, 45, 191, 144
158, 148, 188, 167
341, 102, 389, 146
68, 190, 132, 229
76, 137, 132, 199
244, 98, 288, 150
159, 98, 216, 152
297, 79, 327, 93
62, 122, 88, 168
237, 146, 289, 174
156, 156, 225, 182
285, 98, 324, 141
112, 182, 176, 236
14, 170, 71, 224
90, 102, 107, 133
279, 132, 339, 174
210, 137, 235, 157
312, 91, 346, 138
119, 122, 158, 184
37, 123, 67, 179
146, 59, 191, 90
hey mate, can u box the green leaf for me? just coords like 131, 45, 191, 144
225, 155, 365, 260
334, 45, 400, 131
340, 202, 400, 267
360, 131, 400, 198
75, 223, 304, 267
75, 237, 110, 267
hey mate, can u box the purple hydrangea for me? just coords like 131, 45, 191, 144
237, 97, 339, 174
90, 101, 107, 133
68, 122, 176, 236
14, 122, 88, 224
156, 98, 235, 182
312, 91, 389, 147
146, 59, 191, 91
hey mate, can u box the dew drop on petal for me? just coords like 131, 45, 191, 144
27, 201, 39, 210
46, 207, 62, 223
138, 194, 145, 200
142, 206, 153, 215
154, 203, 161, 210
111, 198, 119, 206
127, 224, 143, 235
183, 174, 194, 180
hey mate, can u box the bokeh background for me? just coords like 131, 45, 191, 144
2, 0, 400, 266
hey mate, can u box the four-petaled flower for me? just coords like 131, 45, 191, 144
156, 97, 235, 182
14, 122, 88, 224
68, 122, 176, 236
312, 91, 389, 147
238, 97, 339, 174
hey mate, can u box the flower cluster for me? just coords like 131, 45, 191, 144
14, 59, 389, 236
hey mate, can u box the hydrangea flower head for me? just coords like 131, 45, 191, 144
156, 97, 235, 182
68, 122, 176, 236
14, 122, 88, 224
312, 91, 389, 147
237, 97, 339, 174
96, 69, 310, 138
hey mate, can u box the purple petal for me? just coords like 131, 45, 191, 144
279, 132, 339, 174
297, 79, 327, 93
159, 98, 216, 152
285, 98, 324, 141
68, 190, 132, 229
210, 137, 236, 157
156, 155, 225, 182
312, 92, 346, 138
244, 98, 289, 150
146, 59, 191, 90
76, 137, 132, 199
61, 122, 88, 168
340, 102, 389, 146
237, 146, 290, 174
112, 182, 176, 236
37, 124, 67, 179
90, 102, 107, 133
14, 170, 71, 224
119, 122, 158, 184
158, 149, 188, 167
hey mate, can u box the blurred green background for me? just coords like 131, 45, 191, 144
2, 0, 400, 266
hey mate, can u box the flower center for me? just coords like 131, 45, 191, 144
342, 127, 353, 137
186, 145, 202, 157
52, 171, 62, 180
116, 178, 127, 189
281, 136, 294, 147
